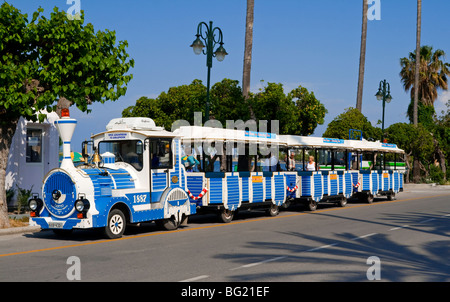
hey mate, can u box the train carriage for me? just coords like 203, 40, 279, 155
174, 125, 286, 222
280, 135, 353, 210
346, 139, 405, 202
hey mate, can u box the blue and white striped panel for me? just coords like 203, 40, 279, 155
209, 178, 223, 204
393, 172, 399, 192
110, 169, 135, 189
383, 173, 389, 191
83, 169, 102, 196
330, 174, 338, 196
400, 172, 404, 189
274, 174, 285, 203
373, 172, 379, 192
170, 139, 183, 189
313, 173, 322, 200
338, 174, 344, 194
227, 176, 240, 207
286, 174, 296, 199
152, 172, 167, 191
187, 175, 204, 204
241, 177, 249, 202
265, 176, 272, 200
362, 173, 371, 191
345, 172, 353, 196
379, 172, 383, 191
252, 181, 264, 203
351, 172, 358, 187
301, 175, 312, 197
322, 174, 329, 195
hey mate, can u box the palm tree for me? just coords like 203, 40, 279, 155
242, 0, 256, 120
413, 0, 422, 125
356, 0, 368, 112
400, 45, 450, 183
400, 46, 450, 116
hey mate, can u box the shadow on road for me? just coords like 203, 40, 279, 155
213, 211, 450, 282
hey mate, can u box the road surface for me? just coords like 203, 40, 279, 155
1, 184, 449, 285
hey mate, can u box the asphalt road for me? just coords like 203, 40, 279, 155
1, 184, 449, 284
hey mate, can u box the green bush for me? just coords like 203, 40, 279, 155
428, 164, 444, 183
16, 185, 33, 213
6, 188, 15, 206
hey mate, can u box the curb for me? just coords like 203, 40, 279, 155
0, 225, 41, 236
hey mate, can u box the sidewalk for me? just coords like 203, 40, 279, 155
0, 183, 448, 236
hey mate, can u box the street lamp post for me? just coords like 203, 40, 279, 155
375, 79, 393, 142
190, 21, 228, 123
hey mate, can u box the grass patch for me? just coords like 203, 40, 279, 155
8, 216, 29, 228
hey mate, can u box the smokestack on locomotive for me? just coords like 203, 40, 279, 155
54, 108, 77, 170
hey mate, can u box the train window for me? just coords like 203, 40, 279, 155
26, 129, 42, 163
374, 153, 383, 170
302, 148, 316, 171
362, 152, 374, 170
384, 152, 396, 170
317, 149, 331, 170
150, 139, 172, 169
332, 151, 346, 170
283, 148, 303, 171
99, 140, 144, 171
237, 144, 253, 172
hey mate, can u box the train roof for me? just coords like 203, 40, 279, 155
173, 126, 284, 145
280, 135, 352, 149
91, 117, 179, 141
280, 134, 404, 154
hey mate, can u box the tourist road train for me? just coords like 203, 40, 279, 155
28, 112, 405, 238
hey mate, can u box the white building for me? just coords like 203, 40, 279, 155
5, 113, 60, 206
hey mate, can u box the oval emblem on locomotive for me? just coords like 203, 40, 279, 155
43, 172, 76, 218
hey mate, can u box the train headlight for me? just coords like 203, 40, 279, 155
29, 199, 38, 211
75, 197, 90, 213
28, 195, 43, 215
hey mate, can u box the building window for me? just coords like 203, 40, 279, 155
26, 129, 42, 163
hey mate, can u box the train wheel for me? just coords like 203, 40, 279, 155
387, 193, 396, 201
307, 199, 317, 211
219, 209, 234, 223
104, 209, 126, 239
281, 199, 291, 209
266, 204, 280, 217
337, 197, 347, 207
157, 217, 180, 231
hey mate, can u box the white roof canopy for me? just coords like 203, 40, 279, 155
174, 126, 284, 145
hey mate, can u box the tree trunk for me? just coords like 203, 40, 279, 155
433, 137, 447, 181
356, 0, 368, 112
413, 0, 421, 126
405, 153, 411, 183
0, 120, 18, 228
242, 0, 256, 120
413, 156, 421, 183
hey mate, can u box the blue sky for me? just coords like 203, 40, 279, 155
10, 0, 450, 151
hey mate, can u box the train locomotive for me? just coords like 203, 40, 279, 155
28, 110, 195, 238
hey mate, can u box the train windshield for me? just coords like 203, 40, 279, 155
99, 140, 144, 170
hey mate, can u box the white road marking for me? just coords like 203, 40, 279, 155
179, 275, 210, 282
351, 233, 378, 240
389, 225, 409, 231
230, 256, 288, 271
306, 243, 338, 252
